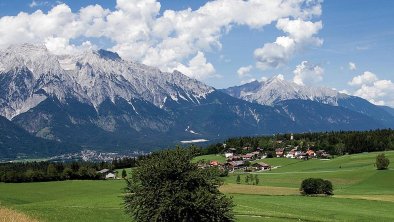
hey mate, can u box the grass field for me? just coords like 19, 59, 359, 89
0, 151, 393, 222
192, 154, 227, 163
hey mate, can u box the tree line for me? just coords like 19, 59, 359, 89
201, 129, 394, 155
0, 157, 139, 183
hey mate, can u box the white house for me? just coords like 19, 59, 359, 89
97, 169, 117, 179
105, 172, 116, 179
224, 152, 234, 158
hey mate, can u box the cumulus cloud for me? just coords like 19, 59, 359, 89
0, 0, 323, 80
29, 0, 38, 8
255, 18, 323, 70
44, 37, 95, 55
261, 76, 268, 82
174, 51, 215, 80
349, 71, 394, 107
237, 65, 253, 77
29, 0, 50, 8
241, 78, 257, 84
339, 89, 350, 95
348, 62, 356, 71
293, 61, 324, 86
348, 71, 378, 86
276, 74, 285, 81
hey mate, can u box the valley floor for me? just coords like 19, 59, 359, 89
0, 151, 393, 222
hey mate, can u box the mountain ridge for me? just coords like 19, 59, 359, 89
222, 77, 394, 128
0, 43, 391, 157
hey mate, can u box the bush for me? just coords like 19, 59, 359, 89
376, 153, 390, 170
219, 169, 229, 177
300, 178, 333, 196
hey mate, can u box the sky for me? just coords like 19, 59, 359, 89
0, 0, 393, 107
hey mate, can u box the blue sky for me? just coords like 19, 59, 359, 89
0, 0, 393, 106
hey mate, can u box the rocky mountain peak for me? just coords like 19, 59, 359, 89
223, 76, 348, 106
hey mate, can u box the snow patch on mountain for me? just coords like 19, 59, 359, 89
180, 139, 208, 144
223, 76, 349, 106
185, 126, 200, 135
0, 44, 215, 119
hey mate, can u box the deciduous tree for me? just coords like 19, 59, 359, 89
376, 153, 390, 170
124, 148, 234, 222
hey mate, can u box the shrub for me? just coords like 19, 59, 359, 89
300, 178, 333, 196
376, 153, 390, 170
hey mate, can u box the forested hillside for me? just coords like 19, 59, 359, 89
203, 129, 394, 155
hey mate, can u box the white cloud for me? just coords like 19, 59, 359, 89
261, 76, 268, 82
255, 18, 323, 70
276, 74, 285, 81
338, 89, 351, 95
241, 78, 257, 84
174, 51, 215, 80
348, 62, 356, 71
293, 61, 324, 86
0, 0, 323, 80
348, 71, 378, 86
44, 37, 95, 55
237, 65, 253, 77
29, 0, 38, 8
349, 71, 394, 107
29, 0, 50, 8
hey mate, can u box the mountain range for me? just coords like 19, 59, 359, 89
0, 44, 393, 159
222, 77, 394, 127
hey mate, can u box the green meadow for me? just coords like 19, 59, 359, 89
0, 151, 393, 222
192, 153, 227, 163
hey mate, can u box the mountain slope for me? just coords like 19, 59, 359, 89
2, 44, 298, 151
222, 77, 394, 128
0, 115, 79, 159
380, 106, 394, 117
275, 100, 384, 131
337, 97, 394, 127
222, 77, 347, 106
0, 44, 390, 156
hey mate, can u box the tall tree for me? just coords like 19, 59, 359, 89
124, 148, 234, 222
121, 169, 127, 179
255, 175, 259, 185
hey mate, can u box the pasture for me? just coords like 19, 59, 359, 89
0, 151, 393, 222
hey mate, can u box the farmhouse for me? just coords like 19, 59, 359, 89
275, 148, 285, 157
210, 160, 220, 167
252, 162, 271, 171
242, 153, 255, 160
224, 152, 234, 158
316, 150, 332, 159
225, 160, 245, 170
243, 146, 251, 150
97, 169, 116, 179
227, 155, 242, 161
251, 151, 261, 156
105, 172, 116, 179
306, 149, 316, 157
286, 148, 297, 158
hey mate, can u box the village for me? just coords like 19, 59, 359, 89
197, 141, 332, 174
96, 137, 333, 179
